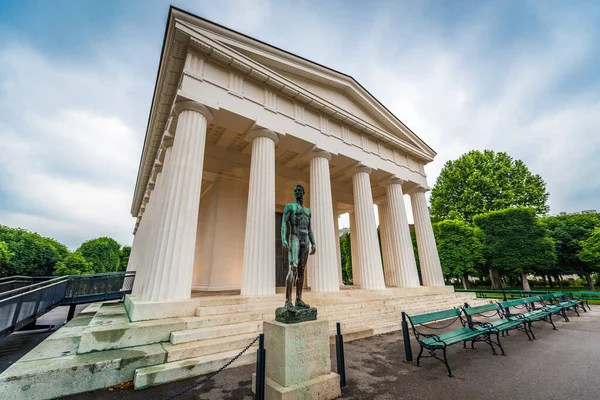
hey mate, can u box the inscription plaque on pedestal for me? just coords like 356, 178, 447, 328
253, 319, 341, 400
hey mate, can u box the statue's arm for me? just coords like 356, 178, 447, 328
308, 210, 316, 254
282, 204, 290, 249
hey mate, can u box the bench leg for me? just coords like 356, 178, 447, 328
484, 334, 497, 355
586, 301, 591, 311
573, 305, 581, 317
495, 332, 506, 356
521, 322, 532, 341
561, 309, 569, 322
528, 322, 537, 340
548, 313, 557, 330
442, 348, 454, 378
415, 345, 424, 367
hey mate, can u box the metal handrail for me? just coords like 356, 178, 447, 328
0, 271, 136, 339
0, 276, 69, 300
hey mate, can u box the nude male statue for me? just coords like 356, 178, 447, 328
281, 184, 316, 313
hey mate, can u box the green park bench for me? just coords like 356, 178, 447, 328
537, 292, 583, 319
462, 302, 531, 354
406, 308, 498, 377
569, 291, 596, 311
498, 296, 567, 339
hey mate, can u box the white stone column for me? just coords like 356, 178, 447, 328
333, 202, 344, 286
377, 200, 399, 287
348, 211, 361, 287
132, 142, 172, 297
308, 151, 339, 292
352, 166, 386, 290
410, 186, 445, 286
137, 101, 213, 302
241, 128, 279, 296
386, 179, 421, 287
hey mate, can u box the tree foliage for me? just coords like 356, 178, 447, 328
119, 246, 131, 271
578, 227, 600, 265
0, 225, 69, 276
0, 241, 14, 276
474, 207, 556, 290
432, 220, 484, 285
77, 237, 121, 274
430, 150, 549, 222
54, 252, 94, 276
339, 233, 352, 284
542, 212, 600, 277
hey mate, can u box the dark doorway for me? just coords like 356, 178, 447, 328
275, 212, 288, 287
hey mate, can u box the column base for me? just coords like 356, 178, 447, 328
253, 373, 341, 400
124, 295, 197, 322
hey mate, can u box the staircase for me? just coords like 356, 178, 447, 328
133, 287, 489, 388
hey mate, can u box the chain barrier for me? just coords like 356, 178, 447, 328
163, 334, 260, 400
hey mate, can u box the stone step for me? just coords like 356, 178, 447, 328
134, 347, 257, 389
170, 321, 262, 344
187, 311, 267, 329
193, 294, 283, 307
163, 332, 260, 362
195, 301, 283, 316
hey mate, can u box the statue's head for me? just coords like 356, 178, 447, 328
293, 184, 305, 199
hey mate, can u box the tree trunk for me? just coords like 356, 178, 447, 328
462, 274, 471, 290
490, 268, 502, 289
541, 275, 547, 286
547, 275, 553, 288
584, 272, 595, 291
521, 273, 531, 291
553, 273, 562, 288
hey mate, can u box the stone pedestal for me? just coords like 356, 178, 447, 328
253, 320, 341, 400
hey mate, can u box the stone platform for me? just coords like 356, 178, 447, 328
0, 286, 489, 399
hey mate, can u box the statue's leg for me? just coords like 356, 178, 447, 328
295, 238, 310, 309
285, 235, 300, 312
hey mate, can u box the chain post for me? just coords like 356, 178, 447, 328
335, 322, 347, 389
401, 312, 413, 362
255, 333, 265, 400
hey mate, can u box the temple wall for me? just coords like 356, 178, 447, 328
192, 175, 248, 290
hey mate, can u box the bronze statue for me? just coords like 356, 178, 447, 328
281, 184, 316, 314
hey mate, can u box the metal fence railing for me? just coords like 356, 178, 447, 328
456, 288, 600, 302
0, 276, 55, 294
0, 271, 135, 339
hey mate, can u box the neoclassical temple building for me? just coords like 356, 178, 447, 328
126, 8, 446, 318
0, 8, 486, 398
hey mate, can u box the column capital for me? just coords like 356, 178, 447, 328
174, 100, 214, 121
247, 127, 279, 144
409, 185, 431, 194
307, 150, 332, 161
353, 165, 372, 175
382, 177, 406, 187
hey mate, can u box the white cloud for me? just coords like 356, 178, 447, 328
0, 45, 146, 249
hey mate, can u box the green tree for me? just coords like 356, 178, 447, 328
432, 220, 485, 289
0, 225, 69, 277
54, 252, 94, 276
339, 233, 352, 284
542, 212, 600, 290
577, 227, 600, 291
0, 241, 14, 276
430, 150, 549, 223
119, 246, 131, 271
474, 207, 556, 290
77, 237, 121, 273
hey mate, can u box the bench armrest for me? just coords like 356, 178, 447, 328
473, 321, 493, 330
420, 333, 442, 343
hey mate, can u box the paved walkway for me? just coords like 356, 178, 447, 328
55, 306, 600, 400
2, 305, 598, 399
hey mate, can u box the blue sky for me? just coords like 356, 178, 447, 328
1, 0, 599, 249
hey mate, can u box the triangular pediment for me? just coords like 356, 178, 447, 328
174, 10, 435, 159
